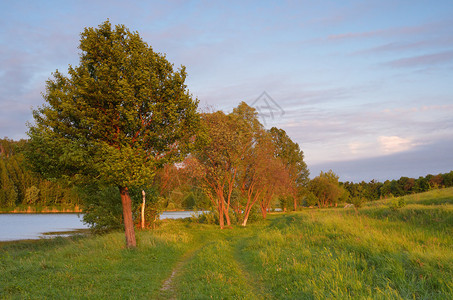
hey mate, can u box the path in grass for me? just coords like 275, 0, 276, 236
232, 237, 272, 299
161, 228, 270, 299
159, 244, 206, 299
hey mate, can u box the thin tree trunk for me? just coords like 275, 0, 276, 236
218, 200, 224, 229
242, 191, 262, 227
260, 202, 267, 218
120, 186, 136, 248
242, 214, 249, 227
218, 188, 230, 227
225, 170, 236, 227
141, 190, 146, 229
223, 199, 231, 227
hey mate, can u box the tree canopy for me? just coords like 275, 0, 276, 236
269, 127, 310, 210
26, 20, 199, 247
191, 102, 307, 227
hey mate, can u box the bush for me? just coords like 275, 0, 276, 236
80, 184, 157, 233
191, 211, 218, 224
350, 196, 366, 209
388, 197, 406, 211
80, 185, 124, 233
279, 195, 293, 211
304, 192, 318, 207
24, 186, 40, 205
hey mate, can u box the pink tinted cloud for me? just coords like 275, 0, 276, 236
356, 36, 453, 55
326, 18, 453, 43
385, 50, 453, 68
327, 24, 429, 41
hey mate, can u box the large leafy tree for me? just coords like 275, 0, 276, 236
269, 127, 309, 210
193, 103, 261, 228
232, 103, 289, 226
26, 21, 199, 247
309, 170, 343, 207
194, 111, 238, 228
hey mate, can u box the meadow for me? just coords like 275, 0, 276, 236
1, 188, 452, 299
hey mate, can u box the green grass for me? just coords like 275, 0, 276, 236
1, 188, 453, 299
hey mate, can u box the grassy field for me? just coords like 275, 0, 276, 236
1, 188, 452, 299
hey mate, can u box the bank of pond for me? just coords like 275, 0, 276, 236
0, 211, 202, 242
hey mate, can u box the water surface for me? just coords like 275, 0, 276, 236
0, 214, 88, 241
0, 211, 205, 241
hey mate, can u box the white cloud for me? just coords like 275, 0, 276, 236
379, 136, 413, 154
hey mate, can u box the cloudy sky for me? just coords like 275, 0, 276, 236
1, 0, 452, 182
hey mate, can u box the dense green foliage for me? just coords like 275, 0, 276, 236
0, 139, 80, 210
308, 170, 348, 208
304, 170, 453, 209
80, 184, 160, 233
269, 127, 310, 210
26, 20, 199, 187
25, 20, 199, 246
2, 188, 452, 298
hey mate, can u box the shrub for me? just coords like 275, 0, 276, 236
24, 186, 40, 205
191, 211, 218, 224
304, 192, 318, 207
388, 197, 406, 211
350, 196, 366, 209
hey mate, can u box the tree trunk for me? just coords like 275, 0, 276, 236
141, 190, 146, 229
218, 202, 224, 229
223, 201, 231, 227
120, 186, 136, 248
217, 188, 228, 228
241, 213, 249, 227
260, 203, 267, 219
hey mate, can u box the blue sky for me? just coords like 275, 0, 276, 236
1, 0, 452, 182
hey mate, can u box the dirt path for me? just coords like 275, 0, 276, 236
158, 245, 204, 299
232, 239, 271, 299
158, 234, 269, 299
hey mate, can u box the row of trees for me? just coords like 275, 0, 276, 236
150, 102, 309, 228
342, 171, 453, 201
302, 170, 453, 210
192, 103, 308, 227
0, 139, 80, 209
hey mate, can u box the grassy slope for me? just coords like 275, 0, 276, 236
1, 188, 452, 299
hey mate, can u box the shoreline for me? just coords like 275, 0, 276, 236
0, 206, 83, 214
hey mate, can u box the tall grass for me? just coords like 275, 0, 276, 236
1, 188, 452, 299
1, 223, 193, 299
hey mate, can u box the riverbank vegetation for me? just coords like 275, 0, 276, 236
1, 188, 452, 299
0, 138, 81, 211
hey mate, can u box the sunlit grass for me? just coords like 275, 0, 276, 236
1, 188, 452, 299
237, 189, 453, 299
0, 223, 193, 299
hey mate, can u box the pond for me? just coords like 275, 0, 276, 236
0, 211, 205, 241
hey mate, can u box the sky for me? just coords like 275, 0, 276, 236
1, 0, 452, 182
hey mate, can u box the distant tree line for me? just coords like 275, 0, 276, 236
302, 170, 453, 209
341, 171, 453, 202
0, 138, 80, 209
